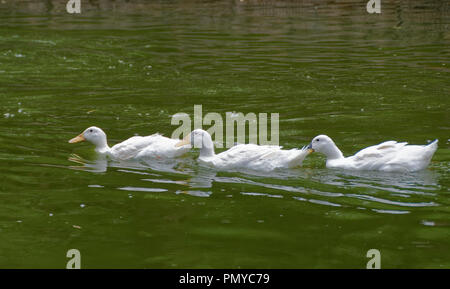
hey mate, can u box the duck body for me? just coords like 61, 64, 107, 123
69, 126, 190, 160
112, 134, 189, 159
308, 135, 438, 173
199, 144, 309, 171
177, 129, 309, 171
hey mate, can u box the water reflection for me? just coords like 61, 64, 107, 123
66, 150, 444, 215
184, 166, 218, 189
314, 168, 440, 195
68, 153, 108, 173
67, 153, 196, 174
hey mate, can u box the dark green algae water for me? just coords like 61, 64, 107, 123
0, 0, 449, 268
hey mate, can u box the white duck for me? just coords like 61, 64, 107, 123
68, 126, 190, 160
175, 129, 310, 171
307, 135, 438, 172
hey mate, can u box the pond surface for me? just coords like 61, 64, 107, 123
0, 0, 449, 268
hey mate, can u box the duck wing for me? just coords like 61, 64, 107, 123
207, 144, 270, 169
136, 135, 190, 158
350, 141, 408, 170
383, 140, 438, 171
213, 144, 308, 171
110, 134, 164, 160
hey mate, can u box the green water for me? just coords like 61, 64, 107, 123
0, 0, 449, 268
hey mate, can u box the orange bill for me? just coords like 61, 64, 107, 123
68, 134, 85, 144
175, 133, 191, 147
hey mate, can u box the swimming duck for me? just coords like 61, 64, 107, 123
68, 126, 190, 160
307, 135, 438, 172
175, 129, 310, 171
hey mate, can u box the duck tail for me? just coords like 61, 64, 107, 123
428, 139, 438, 148
426, 139, 438, 158
288, 147, 310, 168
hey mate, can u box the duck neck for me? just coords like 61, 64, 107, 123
198, 132, 215, 158
94, 136, 111, 154
324, 143, 344, 160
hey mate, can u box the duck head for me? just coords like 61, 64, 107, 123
308, 135, 344, 160
176, 129, 214, 157
69, 126, 109, 152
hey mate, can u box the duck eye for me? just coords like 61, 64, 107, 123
89, 129, 93, 133
316, 139, 320, 142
